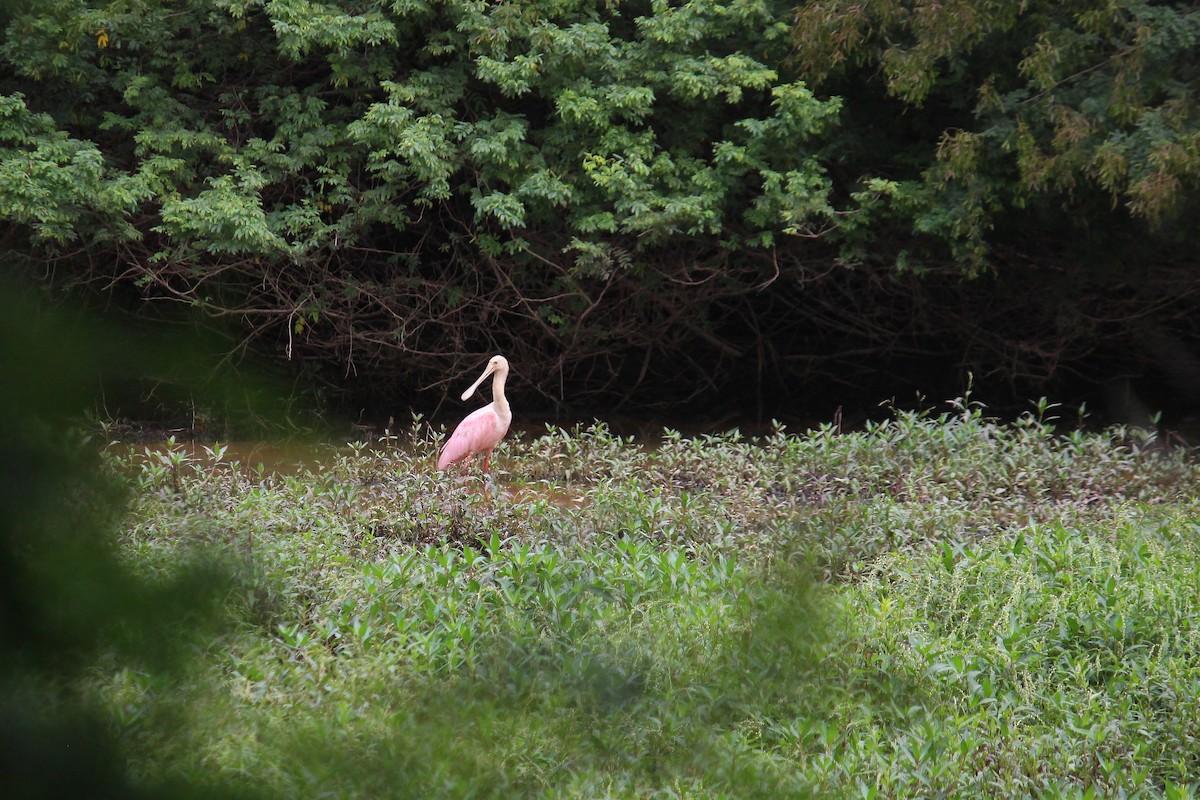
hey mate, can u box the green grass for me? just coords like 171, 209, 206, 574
102, 402, 1200, 798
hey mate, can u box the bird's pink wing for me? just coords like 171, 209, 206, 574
438, 407, 502, 469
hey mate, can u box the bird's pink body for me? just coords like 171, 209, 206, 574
438, 355, 512, 475
437, 403, 510, 471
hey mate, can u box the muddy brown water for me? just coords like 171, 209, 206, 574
108, 419, 665, 473
113, 437, 348, 475
110, 425, 603, 506
108, 413, 787, 512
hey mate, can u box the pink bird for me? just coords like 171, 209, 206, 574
437, 354, 512, 477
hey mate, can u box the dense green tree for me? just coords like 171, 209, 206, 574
793, 0, 1200, 264
788, 0, 1200, 403
1, 0, 1199, 414
1, 0, 869, 408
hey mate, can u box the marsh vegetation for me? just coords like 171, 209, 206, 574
82, 401, 1200, 798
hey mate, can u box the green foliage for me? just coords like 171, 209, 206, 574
0, 93, 133, 242
91, 400, 1200, 797
792, 0, 1200, 270
3, 0, 1200, 408
0, 0, 871, 403
851, 515, 1200, 796
0, 0, 844, 253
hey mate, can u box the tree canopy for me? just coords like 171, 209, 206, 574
2, 0, 1199, 415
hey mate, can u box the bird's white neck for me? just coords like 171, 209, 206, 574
491, 367, 511, 421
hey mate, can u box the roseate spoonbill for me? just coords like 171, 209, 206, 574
437, 355, 512, 478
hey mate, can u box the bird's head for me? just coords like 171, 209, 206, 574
461, 355, 509, 401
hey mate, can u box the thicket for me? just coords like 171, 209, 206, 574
1, 0, 1199, 411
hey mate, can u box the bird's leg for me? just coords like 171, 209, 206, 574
481, 451, 498, 500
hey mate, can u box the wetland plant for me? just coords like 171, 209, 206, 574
18, 400, 1200, 798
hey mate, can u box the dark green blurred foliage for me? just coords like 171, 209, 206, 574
0, 277, 262, 799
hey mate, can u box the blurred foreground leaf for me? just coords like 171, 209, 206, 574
0, 275, 270, 798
